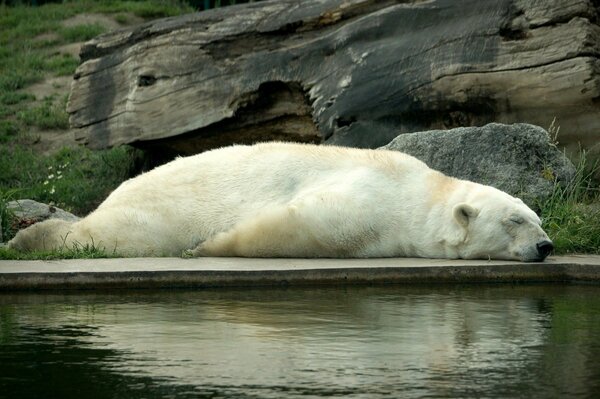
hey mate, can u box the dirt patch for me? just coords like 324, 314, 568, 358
56, 42, 83, 59
61, 12, 144, 30
34, 32, 60, 43
25, 76, 73, 101
62, 13, 121, 30
20, 128, 77, 155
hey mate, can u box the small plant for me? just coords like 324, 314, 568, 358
114, 13, 130, 24
0, 120, 19, 142
548, 117, 560, 146
45, 53, 79, 76
0, 91, 35, 106
42, 163, 67, 199
59, 23, 106, 42
17, 95, 69, 129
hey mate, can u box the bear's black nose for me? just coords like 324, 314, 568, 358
536, 240, 554, 259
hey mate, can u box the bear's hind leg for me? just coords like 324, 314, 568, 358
188, 191, 378, 258
187, 205, 314, 257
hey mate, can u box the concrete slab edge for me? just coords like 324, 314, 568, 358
0, 256, 599, 290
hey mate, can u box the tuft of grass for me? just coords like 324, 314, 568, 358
17, 95, 69, 129
0, 244, 113, 260
0, 91, 35, 106
114, 13, 130, 24
59, 23, 107, 42
0, 121, 19, 142
540, 151, 600, 255
45, 53, 79, 76
0, 58, 44, 91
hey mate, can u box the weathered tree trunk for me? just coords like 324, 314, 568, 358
68, 0, 600, 158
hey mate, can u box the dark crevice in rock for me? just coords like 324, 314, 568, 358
136, 80, 321, 158
336, 116, 357, 128
138, 75, 157, 87
500, 6, 527, 41
499, 25, 528, 41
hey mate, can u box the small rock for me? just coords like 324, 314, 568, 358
381, 123, 576, 207
6, 200, 80, 237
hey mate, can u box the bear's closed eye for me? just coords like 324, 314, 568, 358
510, 216, 524, 224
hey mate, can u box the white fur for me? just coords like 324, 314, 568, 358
8, 142, 552, 261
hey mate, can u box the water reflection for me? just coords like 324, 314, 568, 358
1, 285, 599, 398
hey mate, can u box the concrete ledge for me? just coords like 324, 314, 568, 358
1, 255, 599, 290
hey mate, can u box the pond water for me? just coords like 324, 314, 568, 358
1, 284, 599, 399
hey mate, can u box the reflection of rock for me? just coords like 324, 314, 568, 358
382, 123, 576, 207
69, 0, 600, 161
6, 199, 79, 241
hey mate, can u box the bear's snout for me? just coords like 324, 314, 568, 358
536, 240, 554, 260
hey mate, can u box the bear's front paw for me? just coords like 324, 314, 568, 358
182, 241, 208, 258
181, 249, 196, 258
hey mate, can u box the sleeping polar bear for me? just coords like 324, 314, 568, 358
9, 142, 554, 261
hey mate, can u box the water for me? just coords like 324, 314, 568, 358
1, 284, 599, 399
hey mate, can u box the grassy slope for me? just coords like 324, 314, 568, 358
0, 0, 193, 245
0, 1, 598, 259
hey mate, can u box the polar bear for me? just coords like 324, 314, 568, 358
8, 142, 553, 261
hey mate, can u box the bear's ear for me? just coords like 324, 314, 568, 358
453, 203, 479, 227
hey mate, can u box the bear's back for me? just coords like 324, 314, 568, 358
99, 142, 430, 213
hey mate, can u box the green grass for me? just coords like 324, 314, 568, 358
540, 151, 600, 255
0, 91, 35, 106
0, 0, 194, 122
0, 1, 191, 260
0, 121, 19, 142
0, 244, 112, 260
113, 13, 131, 24
0, 145, 144, 218
59, 23, 107, 42
17, 95, 70, 129
45, 53, 80, 76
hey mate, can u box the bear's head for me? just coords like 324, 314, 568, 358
451, 187, 553, 262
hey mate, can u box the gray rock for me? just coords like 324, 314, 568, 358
381, 123, 576, 207
7, 199, 80, 228
1, 200, 80, 243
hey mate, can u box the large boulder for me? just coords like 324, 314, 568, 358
381, 123, 576, 207
68, 0, 600, 162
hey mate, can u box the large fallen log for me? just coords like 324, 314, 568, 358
68, 0, 600, 158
